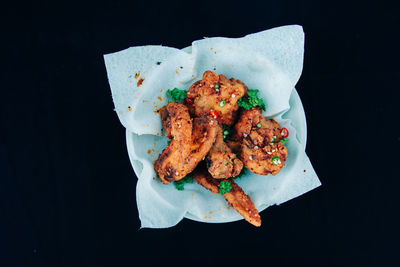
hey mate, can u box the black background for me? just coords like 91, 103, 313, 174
2, 1, 400, 266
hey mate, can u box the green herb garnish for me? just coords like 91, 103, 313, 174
222, 125, 231, 141
166, 88, 188, 102
218, 180, 232, 194
237, 89, 266, 110
280, 137, 288, 145
173, 175, 193, 191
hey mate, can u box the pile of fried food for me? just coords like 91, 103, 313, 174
154, 71, 289, 226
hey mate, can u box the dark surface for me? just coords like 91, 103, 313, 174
2, 1, 400, 266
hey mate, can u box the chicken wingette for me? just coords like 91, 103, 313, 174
154, 103, 218, 184
193, 169, 261, 227
206, 124, 243, 179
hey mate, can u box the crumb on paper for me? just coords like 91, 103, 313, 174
203, 215, 211, 220
128, 106, 132, 112
209, 210, 213, 215
142, 99, 149, 104
134, 72, 140, 79
119, 111, 123, 115
137, 78, 145, 87
175, 69, 179, 75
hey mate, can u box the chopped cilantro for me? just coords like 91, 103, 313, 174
222, 125, 231, 141
166, 88, 187, 102
167, 139, 172, 145
232, 167, 248, 179
218, 180, 232, 195
280, 137, 288, 145
237, 89, 266, 110
173, 175, 193, 191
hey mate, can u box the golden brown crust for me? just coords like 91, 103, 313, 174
154, 103, 217, 184
193, 170, 261, 227
206, 124, 243, 179
232, 108, 287, 175
186, 71, 247, 126
241, 141, 288, 175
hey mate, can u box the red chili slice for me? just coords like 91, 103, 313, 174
210, 110, 218, 119
185, 98, 193, 104
281, 127, 289, 138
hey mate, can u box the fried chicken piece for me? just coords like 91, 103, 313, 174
233, 108, 288, 175
225, 140, 241, 154
186, 71, 247, 126
241, 141, 288, 175
154, 103, 218, 184
206, 124, 243, 179
193, 169, 261, 227
232, 108, 282, 142
160, 106, 173, 139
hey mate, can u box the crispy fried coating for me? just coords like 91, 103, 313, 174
154, 103, 218, 184
241, 141, 288, 175
193, 170, 261, 227
206, 124, 243, 179
186, 71, 247, 126
232, 108, 281, 142
225, 140, 241, 154
233, 108, 288, 175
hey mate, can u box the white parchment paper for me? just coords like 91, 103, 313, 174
104, 25, 321, 228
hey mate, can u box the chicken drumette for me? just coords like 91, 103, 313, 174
186, 71, 247, 126
232, 108, 288, 175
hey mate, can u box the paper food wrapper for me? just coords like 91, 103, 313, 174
104, 25, 321, 228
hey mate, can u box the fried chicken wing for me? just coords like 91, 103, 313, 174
241, 141, 288, 175
232, 108, 282, 142
193, 170, 261, 227
233, 108, 288, 175
154, 103, 218, 184
186, 71, 247, 126
206, 124, 243, 179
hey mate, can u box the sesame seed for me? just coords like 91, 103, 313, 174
232, 94, 236, 98
254, 146, 258, 149
267, 152, 272, 155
